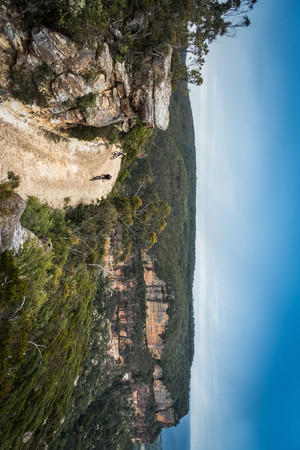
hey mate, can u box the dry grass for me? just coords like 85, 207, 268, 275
0, 102, 121, 207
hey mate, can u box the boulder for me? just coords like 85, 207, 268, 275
65, 46, 95, 74
0, 193, 26, 252
113, 29, 123, 40
85, 94, 123, 127
22, 432, 33, 444
64, 109, 85, 124
3, 22, 27, 54
26, 52, 42, 68
91, 73, 108, 93
10, 223, 36, 252
112, 87, 121, 109
96, 43, 113, 81
116, 82, 126, 99
139, 93, 154, 128
52, 73, 90, 102
30, 28, 95, 75
114, 61, 131, 96
30, 27, 77, 74
122, 119, 130, 133
126, 12, 145, 33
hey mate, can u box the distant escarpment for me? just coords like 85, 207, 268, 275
1, 19, 172, 132
104, 231, 174, 444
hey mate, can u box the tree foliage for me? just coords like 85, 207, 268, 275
0, 193, 119, 448
13, 0, 257, 85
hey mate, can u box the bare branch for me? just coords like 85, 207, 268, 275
86, 263, 115, 276
11, 296, 27, 317
27, 341, 46, 367
1, 276, 8, 286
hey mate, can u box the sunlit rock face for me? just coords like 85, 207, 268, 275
52, 73, 90, 101
153, 379, 174, 425
103, 234, 175, 442
142, 249, 170, 360
4, 24, 173, 131
153, 45, 173, 130
30, 27, 78, 74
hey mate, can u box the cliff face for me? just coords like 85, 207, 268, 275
2, 22, 173, 132
142, 250, 170, 360
141, 250, 175, 427
104, 234, 175, 443
104, 235, 136, 367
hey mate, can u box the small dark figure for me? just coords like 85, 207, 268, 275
110, 151, 126, 159
90, 174, 112, 181
101, 174, 112, 180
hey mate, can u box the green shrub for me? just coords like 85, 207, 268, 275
21, 197, 54, 237
77, 93, 97, 117
64, 124, 120, 143
0, 171, 20, 201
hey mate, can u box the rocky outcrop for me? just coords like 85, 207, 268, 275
131, 382, 154, 442
30, 27, 79, 75
96, 44, 113, 80
153, 46, 173, 130
104, 233, 137, 366
0, 193, 26, 252
104, 238, 172, 366
145, 300, 169, 360
0, 194, 41, 253
153, 365, 163, 380
4, 24, 173, 131
153, 379, 174, 425
3, 22, 27, 55
52, 73, 90, 102
142, 250, 171, 359
104, 234, 175, 442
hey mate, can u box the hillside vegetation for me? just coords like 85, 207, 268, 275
0, 191, 121, 448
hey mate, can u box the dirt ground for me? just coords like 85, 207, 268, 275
0, 99, 122, 208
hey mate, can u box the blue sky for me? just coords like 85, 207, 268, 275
162, 413, 190, 450
189, 1, 300, 450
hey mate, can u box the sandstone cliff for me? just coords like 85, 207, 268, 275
104, 232, 175, 443
2, 21, 173, 132
142, 249, 170, 360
